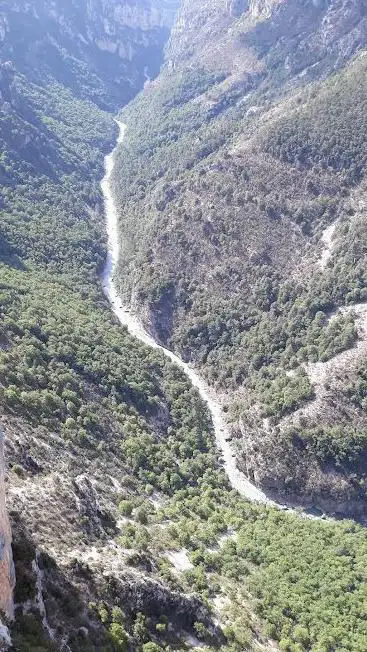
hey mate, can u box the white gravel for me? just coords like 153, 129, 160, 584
100, 122, 273, 506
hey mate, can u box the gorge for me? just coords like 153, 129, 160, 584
101, 120, 272, 507
113, 0, 367, 518
1, 0, 367, 650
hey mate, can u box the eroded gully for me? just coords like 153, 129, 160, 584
100, 121, 276, 508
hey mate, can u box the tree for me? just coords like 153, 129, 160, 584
109, 623, 129, 651
133, 613, 148, 644
142, 644, 163, 652
119, 500, 133, 517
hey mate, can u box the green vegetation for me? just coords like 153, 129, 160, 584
0, 74, 114, 278
113, 52, 367, 500
264, 63, 367, 184
0, 44, 219, 652
150, 477, 367, 651
11, 614, 57, 652
347, 361, 367, 411
2, 2, 367, 651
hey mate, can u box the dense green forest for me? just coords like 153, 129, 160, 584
2, 1, 367, 651
0, 63, 226, 650
2, 54, 367, 652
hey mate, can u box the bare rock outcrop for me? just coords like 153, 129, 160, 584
0, 430, 15, 643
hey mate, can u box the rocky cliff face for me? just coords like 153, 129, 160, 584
0, 0, 180, 109
0, 429, 15, 623
166, 0, 367, 84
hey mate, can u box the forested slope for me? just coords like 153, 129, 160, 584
6, 65, 367, 652
0, 2, 221, 649
2, 1, 367, 651
113, 0, 367, 514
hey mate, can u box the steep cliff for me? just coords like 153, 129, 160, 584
0, 0, 179, 110
113, 0, 367, 515
0, 430, 15, 636
166, 0, 367, 79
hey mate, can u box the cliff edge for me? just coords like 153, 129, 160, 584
0, 429, 14, 645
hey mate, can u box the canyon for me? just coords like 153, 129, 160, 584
113, 0, 367, 517
0, 0, 367, 650
102, 120, 272, 506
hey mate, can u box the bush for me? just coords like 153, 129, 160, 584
109, 623, 129, 651
118, 500, 133, 517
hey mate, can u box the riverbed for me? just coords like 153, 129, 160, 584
100, 120, 274, 506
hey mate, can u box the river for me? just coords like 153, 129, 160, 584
100, 121, 274, 506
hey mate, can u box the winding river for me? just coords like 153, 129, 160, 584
101, 121, 273, 506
